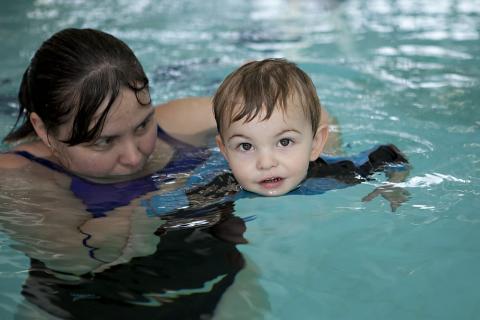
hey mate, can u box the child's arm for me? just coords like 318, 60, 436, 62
310, 144, 408, 180
309, 144, 410, 211
357, 144, 409, 177
358, 145, 411, 212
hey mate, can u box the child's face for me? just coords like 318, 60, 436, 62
217, 105, 323, 196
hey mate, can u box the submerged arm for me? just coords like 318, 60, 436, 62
359, 145, 411, 212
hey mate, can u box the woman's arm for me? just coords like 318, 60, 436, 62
0, 168, 100, 275
0, 164, 166, 276
154, 97, 217, 146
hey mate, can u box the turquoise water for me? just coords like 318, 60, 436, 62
1, 0, 479, 319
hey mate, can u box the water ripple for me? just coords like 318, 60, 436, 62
369, 172, 471, 189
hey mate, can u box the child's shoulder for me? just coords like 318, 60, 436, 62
366, 144, 408, 164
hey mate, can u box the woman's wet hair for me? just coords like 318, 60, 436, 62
3, 28, 150, 145
213, 58, 322, 136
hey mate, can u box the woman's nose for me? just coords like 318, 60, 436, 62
256, 150, 278, 170
119, 139, 143, 168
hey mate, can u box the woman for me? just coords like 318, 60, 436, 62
0, 28, 255, 319
1, 28, 216, 188
0, 27, 228, 219
0, 26, 230, 267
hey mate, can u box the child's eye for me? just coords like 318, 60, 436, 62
238, 143, 253, 151
278, 138, 293, 147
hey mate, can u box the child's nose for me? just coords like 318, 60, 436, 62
256, 151, 279, 170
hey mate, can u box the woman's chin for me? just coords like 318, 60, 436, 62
75, 168, 146, 183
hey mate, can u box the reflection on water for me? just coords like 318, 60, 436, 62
20, 212, 246, 320
0, 169, 256, 319
1, 0, 479, 319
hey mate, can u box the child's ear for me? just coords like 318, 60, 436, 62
310, 124, 329, 161
30, 112, 52, 148
215, 135, 227, 157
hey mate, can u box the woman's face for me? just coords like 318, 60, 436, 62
50, 88, 158, 179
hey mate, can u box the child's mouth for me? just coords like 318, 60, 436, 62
259, 177, 284, 189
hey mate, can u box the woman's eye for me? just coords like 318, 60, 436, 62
279, 138, 292, 147
91, 137, 114, 149
136, 117, 152, 132
238, 143, 253, 151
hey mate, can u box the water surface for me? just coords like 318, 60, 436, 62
1, 0, 479, 319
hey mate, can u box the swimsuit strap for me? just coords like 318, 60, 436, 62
11, 150, 72, 176
156, 125, 211, 176
157, 125, 197, 151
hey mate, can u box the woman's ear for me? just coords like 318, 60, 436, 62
310, 124, 329, 161
29, 112, 51, 147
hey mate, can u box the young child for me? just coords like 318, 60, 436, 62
212, 58, 408, 198
142, 59, 409, 216
213, 58, 329, 196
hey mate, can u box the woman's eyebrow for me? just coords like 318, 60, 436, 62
95, 132, 119, 140
136, 110, 155, 127
96, 111, 155, 140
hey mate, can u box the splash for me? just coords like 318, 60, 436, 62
368, 172, 470, 188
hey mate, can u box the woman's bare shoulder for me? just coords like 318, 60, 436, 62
0, 152, 30, 169
0, 141, 49, 169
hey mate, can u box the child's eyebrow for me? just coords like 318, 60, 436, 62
227, 128, 301, 141
227, 134, 251, 142
275, 129, 302, 137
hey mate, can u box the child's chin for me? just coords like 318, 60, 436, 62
254, 188, 289, 197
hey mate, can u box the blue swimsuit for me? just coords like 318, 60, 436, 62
12, 126, 210, 218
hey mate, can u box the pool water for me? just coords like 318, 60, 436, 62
1, 0, 479, 319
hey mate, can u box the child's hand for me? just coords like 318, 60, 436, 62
362, 184, 410, 212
